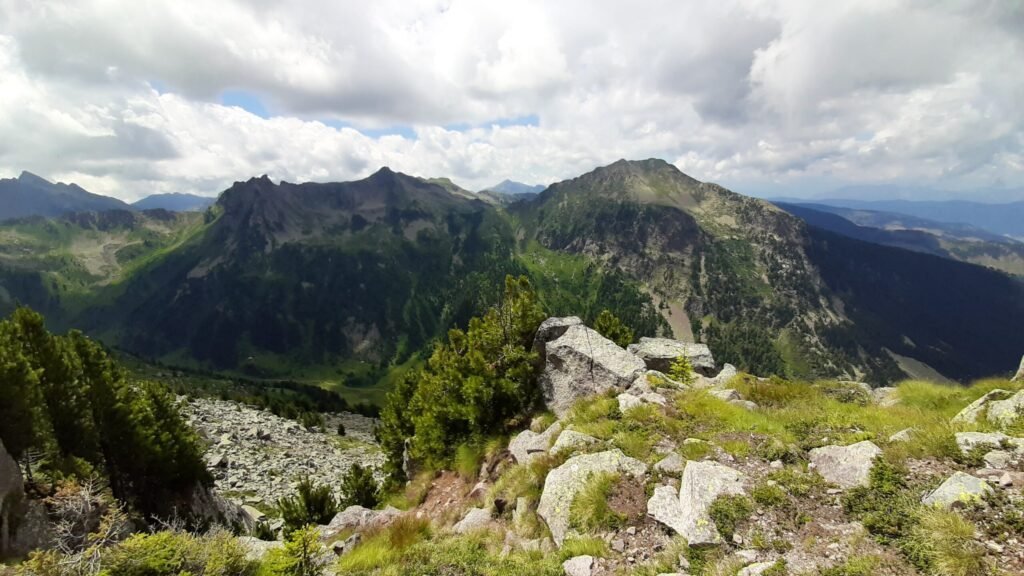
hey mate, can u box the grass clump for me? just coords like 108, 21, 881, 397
570, 472, 625, 532
817, 556, 880, 576
751, 483, 788, 508
842, 458, 917, 543
277, 476, 338, 536
454, 442, 485, 481
336, 516, 432, 572
904, 508, 991, 576
559, 536, 610, 560
708, 495, 753, 541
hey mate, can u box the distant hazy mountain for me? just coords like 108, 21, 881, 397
133, 193, 216, 212
0, 171, 132, 220
785, 197, 1024, 239
776, 202, 1024, 277
482, 179, 546, 195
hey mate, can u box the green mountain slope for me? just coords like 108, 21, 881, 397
1, 160, 1022, 392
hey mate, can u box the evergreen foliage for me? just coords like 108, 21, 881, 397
276, 477, 338, 536
593, 309, 634, 348
667, 355, 696, 385
0, 306, 208, 517
339, 464, 380, 509
377, 275, 546, 478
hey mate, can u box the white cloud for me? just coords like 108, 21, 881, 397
0, 0, 1021, 201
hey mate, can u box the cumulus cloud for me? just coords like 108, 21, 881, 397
0, 0, 1021, 201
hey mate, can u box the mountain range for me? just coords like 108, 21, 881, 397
775, 196, 1024, 240
0, 160, 1022, 400
0, 171, 217, 221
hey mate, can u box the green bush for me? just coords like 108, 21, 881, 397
377, 276, 546, 478
751, 483, 788, 508
102, 530, 256, 576
593, 309, 634, 348
817, 556, 880, 576
339, 464, 380, 509
668, 355, 696, 385
277, 477, 338, 535
708, 495, 753, 541
262, 526, 329, 576
841, 458, 917, 543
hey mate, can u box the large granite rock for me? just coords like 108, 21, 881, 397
538, 449, 647, 547
988, 390, 1024, 427
808, 441, 881, 490
540, 325, 647, 417
627, 338, 716, 375
1, 439, 24, 556
951, 389, 1013, 424
320, 505, 401, 541
922, 472, 992, 508
452, 507, 492, 534
1014, 355, 1024, 382
647, 460, 747, 547
509, 422, 563, 465
533, 316, 583, 358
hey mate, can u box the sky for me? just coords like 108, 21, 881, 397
0, 0, 1022, 202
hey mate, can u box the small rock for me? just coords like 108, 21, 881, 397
562, 555, 594, 576
769, 460, 783, 469
983, 450, 1012, 469
738, 562, 777, 576
872, 387, 900, 407
654, 452, 686, 475
551, 430, 600, 457
453, 507, 492, 534
922, 472, 992, 509
617, 393, 643, 412
625, 526, 636, 536
509, 422, 563, 465
611, 539, 626, 552
888, 428, 913, 442
709, 389, 741, 402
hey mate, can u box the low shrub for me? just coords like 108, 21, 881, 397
708, 495, 753, 541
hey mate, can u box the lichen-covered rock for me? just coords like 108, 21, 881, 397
954, 431, 1024, 454
562, 555, 594, 576
617, 393, 643, 412
551, 430, 599, 457
951, 389, 1013, 424
538, 449, 647, 547
509, 422, 563, 464
533, 316, 583, 358
808, 441, 881, 489
738, 562, 779, 576
647, 460, 747, 547
987, 390, 1024, 427
922, 472, 992, 508
540, 325, 647, 417
453, 507, 492, 534
321, 505, 401, 541
653, 452, 686, 475
627, 337, 716, 374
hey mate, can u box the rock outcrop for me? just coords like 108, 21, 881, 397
509, 422, 562, 465
808, 441, 881, 489
321, 505, 401, 541
1, 439, 24, 556
1014, 355, 1024, 382
538, 450, 647, 546
550, 430, 599, 457
922, 472, 992, 508
533, 316, 583, 358
987, 390, 1024, 427
647, 460, 747, 547
539, 326, 646, 417
452, 507, 492, 534
626, 338, 716, 375
951, 389, 1013, 424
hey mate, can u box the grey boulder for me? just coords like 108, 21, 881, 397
538, 449, 647, 547
550, 430, 599, 457
562, 555, 594, 576
509, 422, 563, 465
987, 390, 1024, 427
533, 316, 584, 358
647, 460, 747, 547
808, 441, 881, 489
1014, 355, 1024, 382
627, 337, 716, 375
452, 507, 492, 534
540, 325, 646, 417
922, 472, 991, 508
